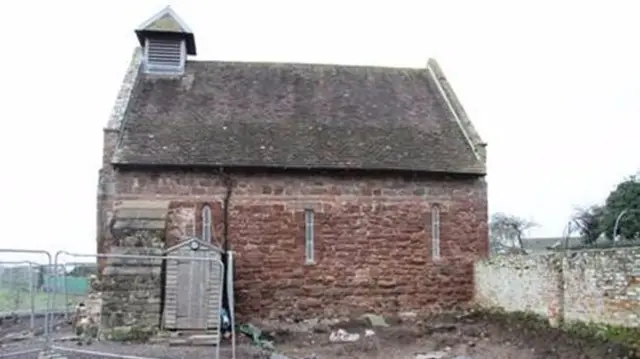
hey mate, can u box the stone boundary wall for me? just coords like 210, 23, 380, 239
475, 247, 640, 327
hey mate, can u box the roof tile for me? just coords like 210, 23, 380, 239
113, 60, 485, 174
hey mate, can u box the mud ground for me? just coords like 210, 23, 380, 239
0, 311, 638, 359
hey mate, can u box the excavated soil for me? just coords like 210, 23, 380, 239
260, 311, 639, 359
0, 310, 638, 358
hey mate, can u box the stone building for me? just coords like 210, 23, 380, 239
97, 6, 489, 330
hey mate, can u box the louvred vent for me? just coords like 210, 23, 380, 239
146, 38, 183, 71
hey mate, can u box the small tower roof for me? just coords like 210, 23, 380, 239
135, 6, 197, 55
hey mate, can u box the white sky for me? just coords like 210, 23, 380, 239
0, 0, 638, 261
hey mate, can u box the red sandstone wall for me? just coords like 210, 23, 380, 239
109, 169, 488, 320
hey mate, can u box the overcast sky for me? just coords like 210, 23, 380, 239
0, 0, 638, 260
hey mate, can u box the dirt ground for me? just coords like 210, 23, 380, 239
1, 311, 638, 359
240, 311, 639, 359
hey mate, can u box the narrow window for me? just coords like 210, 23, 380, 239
431, 205, 441, 259
305, 209, 315, 264
202, 205, 212, 243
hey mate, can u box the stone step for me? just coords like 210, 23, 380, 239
163, 332, 220, 346
188, 334, 220, 346
168, 338, 189, 346
167, 336, 219, 346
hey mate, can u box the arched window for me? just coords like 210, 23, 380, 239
431, 205, 441, 259
202, 205, 213, 243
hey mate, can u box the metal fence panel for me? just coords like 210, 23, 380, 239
0, 261, 36, 328
0, 249, 53, 359
48, 249, 225, 359
0, 247, 235, 359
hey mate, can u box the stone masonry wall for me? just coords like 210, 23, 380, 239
110, 169, 489, 321
98, 48, 143, 255
475, 247, 640, 328
97, 200, 168, 333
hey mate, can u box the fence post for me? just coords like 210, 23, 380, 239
28, 261, 35, 329
63, 265, 69, 320
227, 250, 236, 359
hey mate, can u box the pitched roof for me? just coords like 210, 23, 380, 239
137, 6, 193, 33
134, 6, 196, 55
111, 58, 486, 174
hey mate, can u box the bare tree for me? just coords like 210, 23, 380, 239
490, 212, 537, 253
572, 205, 604, 245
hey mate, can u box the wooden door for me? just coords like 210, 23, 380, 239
163, 238, 224, 332
175, 249, 208, 329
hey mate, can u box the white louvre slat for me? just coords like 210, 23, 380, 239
145, 38, 184, 73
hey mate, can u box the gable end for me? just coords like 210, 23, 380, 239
426, 59, 487, 165
106, 48, 144, 131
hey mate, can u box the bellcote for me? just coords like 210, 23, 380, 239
134, 6, 196, 75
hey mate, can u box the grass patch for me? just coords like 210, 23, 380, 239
565, 320, 640, 350
0, 288, 85, 313
472, 306, 640, 352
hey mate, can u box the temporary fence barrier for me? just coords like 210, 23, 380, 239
0, 249, 53, 359
0, 260, 37, 330
48, 246, 226, 359
45, 261, 96, 321
0, 246, 238, 359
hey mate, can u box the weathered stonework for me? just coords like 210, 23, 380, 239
106, 47, 143, 131
102, 169, 488, 321
475, 247, 640, 328
71, 291, 102, 344
98, 200, 168, 332
563, 248, 640, 326
165, 204, 196, 248
97, 46, 143, 255
96, 41, 489, 326
474, 253, 563, 319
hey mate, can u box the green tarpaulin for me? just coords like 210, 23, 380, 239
44, 276, 89, 294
